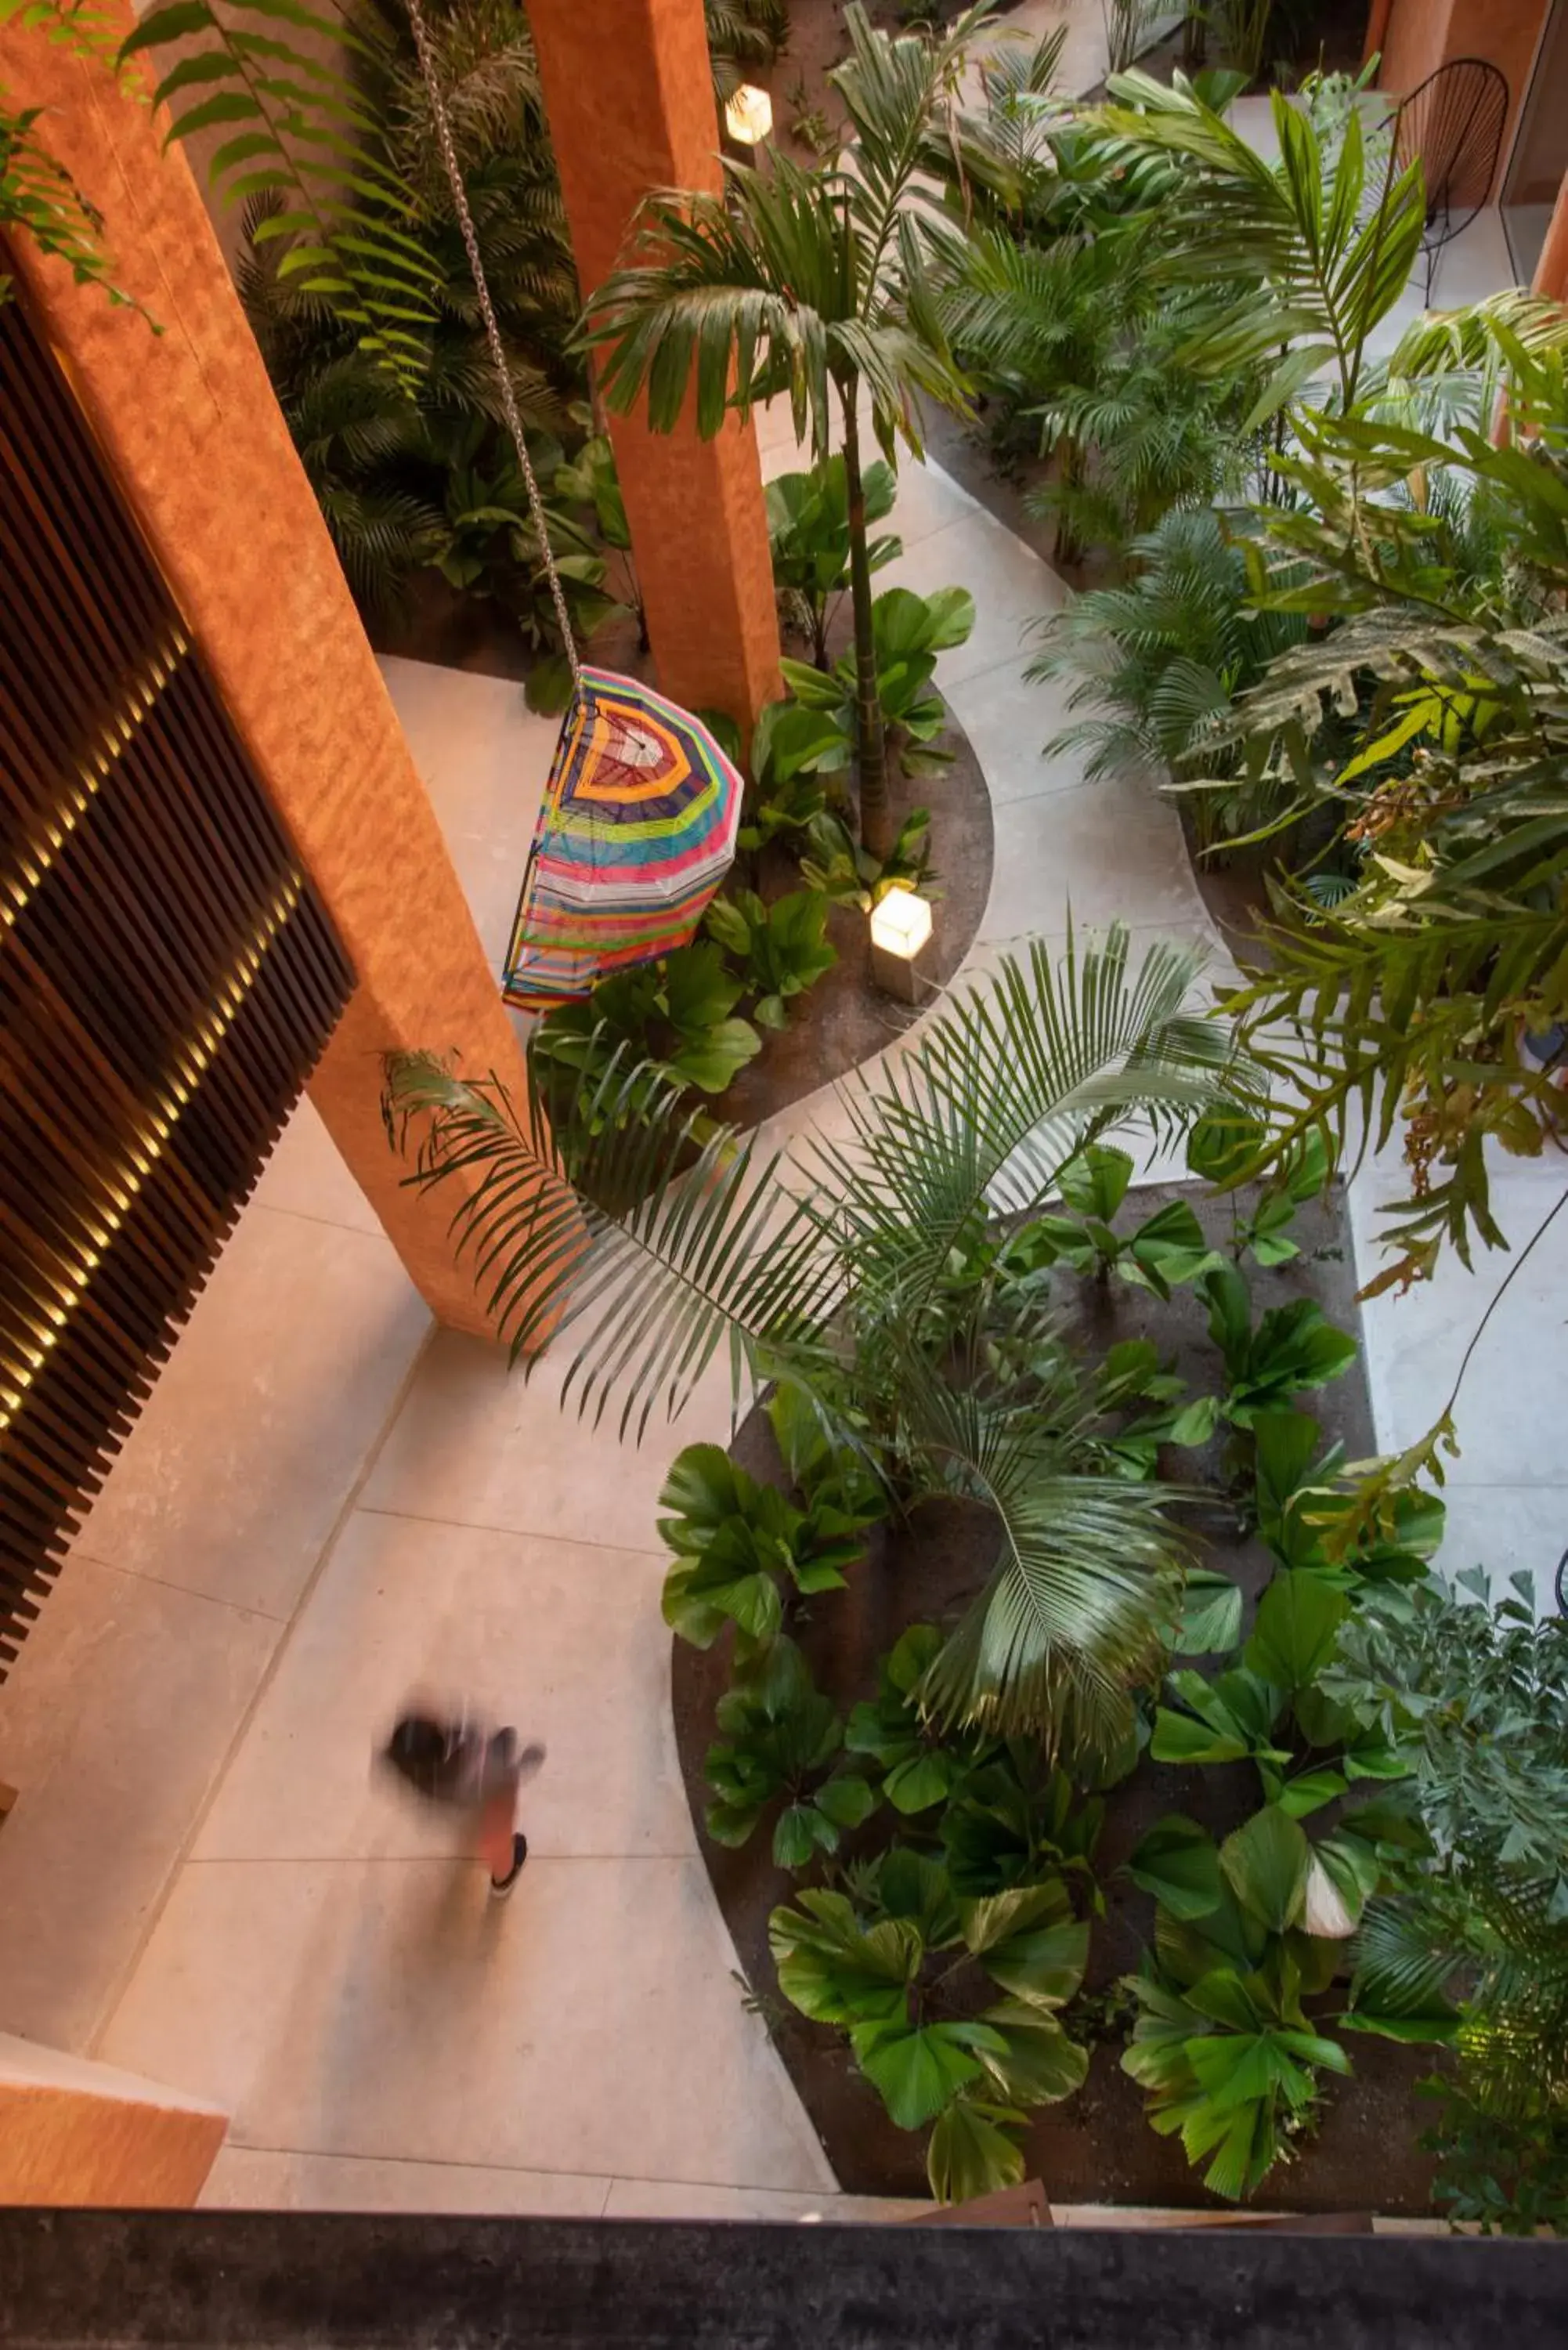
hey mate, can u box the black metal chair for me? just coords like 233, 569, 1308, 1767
1393, 57, 1510, 302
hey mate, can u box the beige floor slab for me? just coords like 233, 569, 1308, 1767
249, 1098, 385, 1236
379, 655, 553, 981
0, 1560, 276, 2048
203, 2145, 612, 2215
883, 506, 1067, 692
980, 778, 1212, 942
1350, 1164, 1568, 1495
195, 1512, 694, 1864
1431, 1485, 1568, 1614
74, 1206, 432, 1620
361, 1330, 736, 1556
946, 656, 1094, 807
600, 2178, 929, 2223
100, 1855, 836, 2193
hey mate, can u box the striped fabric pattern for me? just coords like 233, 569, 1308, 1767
503, 668, 745, 1010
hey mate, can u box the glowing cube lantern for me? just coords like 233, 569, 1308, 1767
869, 884, 934, 1004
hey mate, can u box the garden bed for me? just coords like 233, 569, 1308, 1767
670, 1175, 1441, 2214
719, 700, 993, 1129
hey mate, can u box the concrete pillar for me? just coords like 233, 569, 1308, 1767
527, 0, 782, 736
0, 7, 550, 1343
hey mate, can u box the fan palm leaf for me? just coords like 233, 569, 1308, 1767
894, 1336, 1187, 1755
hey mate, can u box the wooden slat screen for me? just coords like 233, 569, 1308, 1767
0, 264, 356, 1676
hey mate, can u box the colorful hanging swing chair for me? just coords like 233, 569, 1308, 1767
501, 669, 745, 1012
402, 0, 744, 1018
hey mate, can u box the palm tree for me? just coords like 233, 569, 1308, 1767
1093, 69, 1427, 425
580, 2, 985, 859
386, 924, 1235, 1759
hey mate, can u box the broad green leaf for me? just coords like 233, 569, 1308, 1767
854, 2019, 990, 2130
667, 1015, 761, 1095
883, 1752, 952, 1813
1245, 1569, 1348, 1698
1219, 1805, 1310, 1934
1176, 1568, 1243, 1656
1275, 1768, 1346, 1820
1127, 1815, 1224, 1922
978, 2001, 1089, 2103
1058, 1142, 1133, 1221
815, 1773, 876, 1830
926, 2096, 1025, 2204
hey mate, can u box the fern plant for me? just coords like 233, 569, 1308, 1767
1027, 508, 1307, 828
121, 0, 442, 385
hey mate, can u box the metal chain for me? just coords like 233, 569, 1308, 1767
403, 0, 582, 690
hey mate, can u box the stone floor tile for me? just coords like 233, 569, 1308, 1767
945, 656, 1092, 806
0, 1562, 276, 2048
1348, 1166, 1568, 1493
883, 507, 1065, 692
361, 1330, 737, 1556
979, 777, 1212, 942
100, 1856, 836, 2193
202, 2146, 612, 2215
74, 1209, 432, 1619
195, 1513, 694, 1864
380, 656, 551, 979
248, 1099, 385, 1236
601, 2178, 929, 2223
1432, 1485, 1568, 1614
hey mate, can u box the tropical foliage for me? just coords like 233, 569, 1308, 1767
390, 923, 1233, 1745
583, 2, 985, 853
2, 0, 141, 312
1326, 1572, 1568, 2232
771, 1849, 1089, 2200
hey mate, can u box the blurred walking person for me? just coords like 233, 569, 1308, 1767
381, 1706, 545, 1896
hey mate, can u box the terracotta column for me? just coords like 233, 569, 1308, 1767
0, 9, 548, 1342
527, 0, 782, 735
1363, 0, 1394, 68
0, 2034, 226, 2207
1533, 168, 1568, 302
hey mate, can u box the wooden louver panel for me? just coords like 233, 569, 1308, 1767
0, 266, 355, 1676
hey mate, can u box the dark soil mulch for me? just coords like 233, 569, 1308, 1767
670, 1177, 1442, 2213
718, 710, 993, 1130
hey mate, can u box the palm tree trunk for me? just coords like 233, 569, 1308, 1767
841, 387, 893, 859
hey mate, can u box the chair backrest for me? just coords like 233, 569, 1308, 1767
1393, 57, 1510, 249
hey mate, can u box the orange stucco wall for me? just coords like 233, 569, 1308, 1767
1375, 0, 1552, 186
1534, 168, 1568, 295
0, 6, 550, 1340
0, 2034, 226, 2206
528, 0, 782, 736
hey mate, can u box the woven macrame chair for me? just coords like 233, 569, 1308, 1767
1393, 56, 1509, 302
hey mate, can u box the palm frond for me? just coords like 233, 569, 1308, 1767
385, 1047, 838, 1440
897, 1336, 1187, 1754
121, 0, 439, 384
802, 925, 1231, 1315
